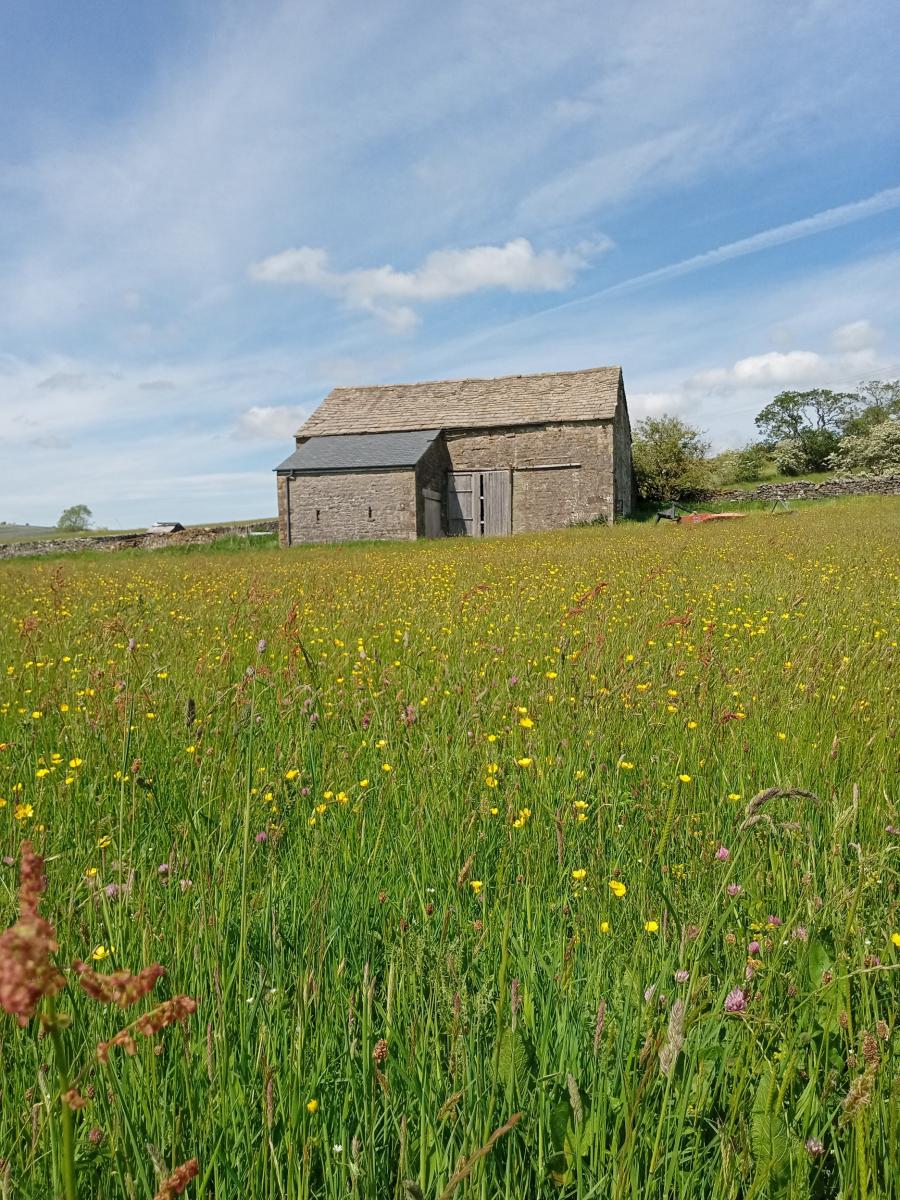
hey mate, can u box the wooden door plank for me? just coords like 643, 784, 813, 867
483, 470, 511, 536
447, 472, 476, 536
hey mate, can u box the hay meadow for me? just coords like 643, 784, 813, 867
1, 497, 898, 1200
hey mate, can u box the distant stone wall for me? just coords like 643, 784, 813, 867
0, 520, 278, 561
717, 476, 900, 502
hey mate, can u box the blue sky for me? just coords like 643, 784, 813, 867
2, 0, 899, 528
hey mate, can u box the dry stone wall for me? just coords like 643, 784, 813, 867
716, 476, 900, 502
0, 521, 278, 561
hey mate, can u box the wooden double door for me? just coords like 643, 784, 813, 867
447, 470, 512, 537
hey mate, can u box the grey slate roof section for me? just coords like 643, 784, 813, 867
296, 366, 622, 437
275, 429, 442, 474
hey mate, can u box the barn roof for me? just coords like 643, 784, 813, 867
275, 429, 441, 473
296, 366, 622, 437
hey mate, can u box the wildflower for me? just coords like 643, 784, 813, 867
306, 1098, 319, 1114
792, 925, 808, 943
255, 831, 268, 843
766, 914, 782, 928
571, 868, 586, 881
152, 1158, 199, 1200
644, 920, 659, 933
0, 842, 66, 1025
726, 883, 743, 897
515, 757, 532, 767
519, 717, 533, 728
381, 763, 392, 773
714, 845, 730, 861
619, 760, 635, 770
674, 969, 689, 984
92, 945, 114, 961
678, 774, 692, 784
724, 987, 747, 1014
74, 961, 165, 1007
14, 803, 33, 821
600, 921, 610, 933
805, 1137, 825, 1158
727, 792, 741, 801
470, 880, 483, 894
891, 932, 900, 948
748, 941, 761, 956
609, 880, 627, 898
284, 769, 300, 781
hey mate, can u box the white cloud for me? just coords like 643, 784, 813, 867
249, 237, 608, 329
689, 350, 827, 392
629, 391, 684, 418
830, 319, 880, 352
516, 122, 736, 226
236, 406, 307, 442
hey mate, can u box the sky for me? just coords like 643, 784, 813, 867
2, 0, 899, 528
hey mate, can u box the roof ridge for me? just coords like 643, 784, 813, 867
327, 365, 621, 395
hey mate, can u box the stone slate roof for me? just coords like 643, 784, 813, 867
296, 366, 622, 437
275, 429, 441, 473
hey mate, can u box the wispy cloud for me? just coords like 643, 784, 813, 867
250, 237, 611, 331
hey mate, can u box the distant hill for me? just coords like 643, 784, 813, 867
0, 522, 60, 542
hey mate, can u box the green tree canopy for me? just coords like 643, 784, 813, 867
57, 504, 92, 531
754, 389, 858, 443
829, 420, 900, 477
632, 415, 711, 503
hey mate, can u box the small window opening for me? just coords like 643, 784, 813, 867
315, 509, 320, 523
368, 506, 373, 520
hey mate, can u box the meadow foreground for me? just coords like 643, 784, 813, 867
1, 498, 898, 1199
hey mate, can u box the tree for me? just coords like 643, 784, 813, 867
828, 420, 900, 477
842, 379, 900, 436
772, 428, 841, 474
754, 389, 858, 443
710, 442, 769, 485
57, 504, 92, 531
632, 415, 712, 502
857, 379, 900, 415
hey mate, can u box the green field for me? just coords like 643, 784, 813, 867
1, 497, 898, 1200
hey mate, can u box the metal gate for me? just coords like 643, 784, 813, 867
447, 471, 511, 536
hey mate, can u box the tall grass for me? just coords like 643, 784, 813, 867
0, 498, 897, 1199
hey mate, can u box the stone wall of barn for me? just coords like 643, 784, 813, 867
612, 386, 635, 517
280, 470, 418, 544
444, 421, 618, 530
415, 437, 452, 535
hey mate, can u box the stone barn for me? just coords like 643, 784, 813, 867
274, 366, 633, 545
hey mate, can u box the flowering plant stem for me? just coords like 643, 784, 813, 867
44, 996, 77, 1200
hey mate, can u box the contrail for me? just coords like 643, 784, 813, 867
513, 183, 900, 325
602, 183, 900, 296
